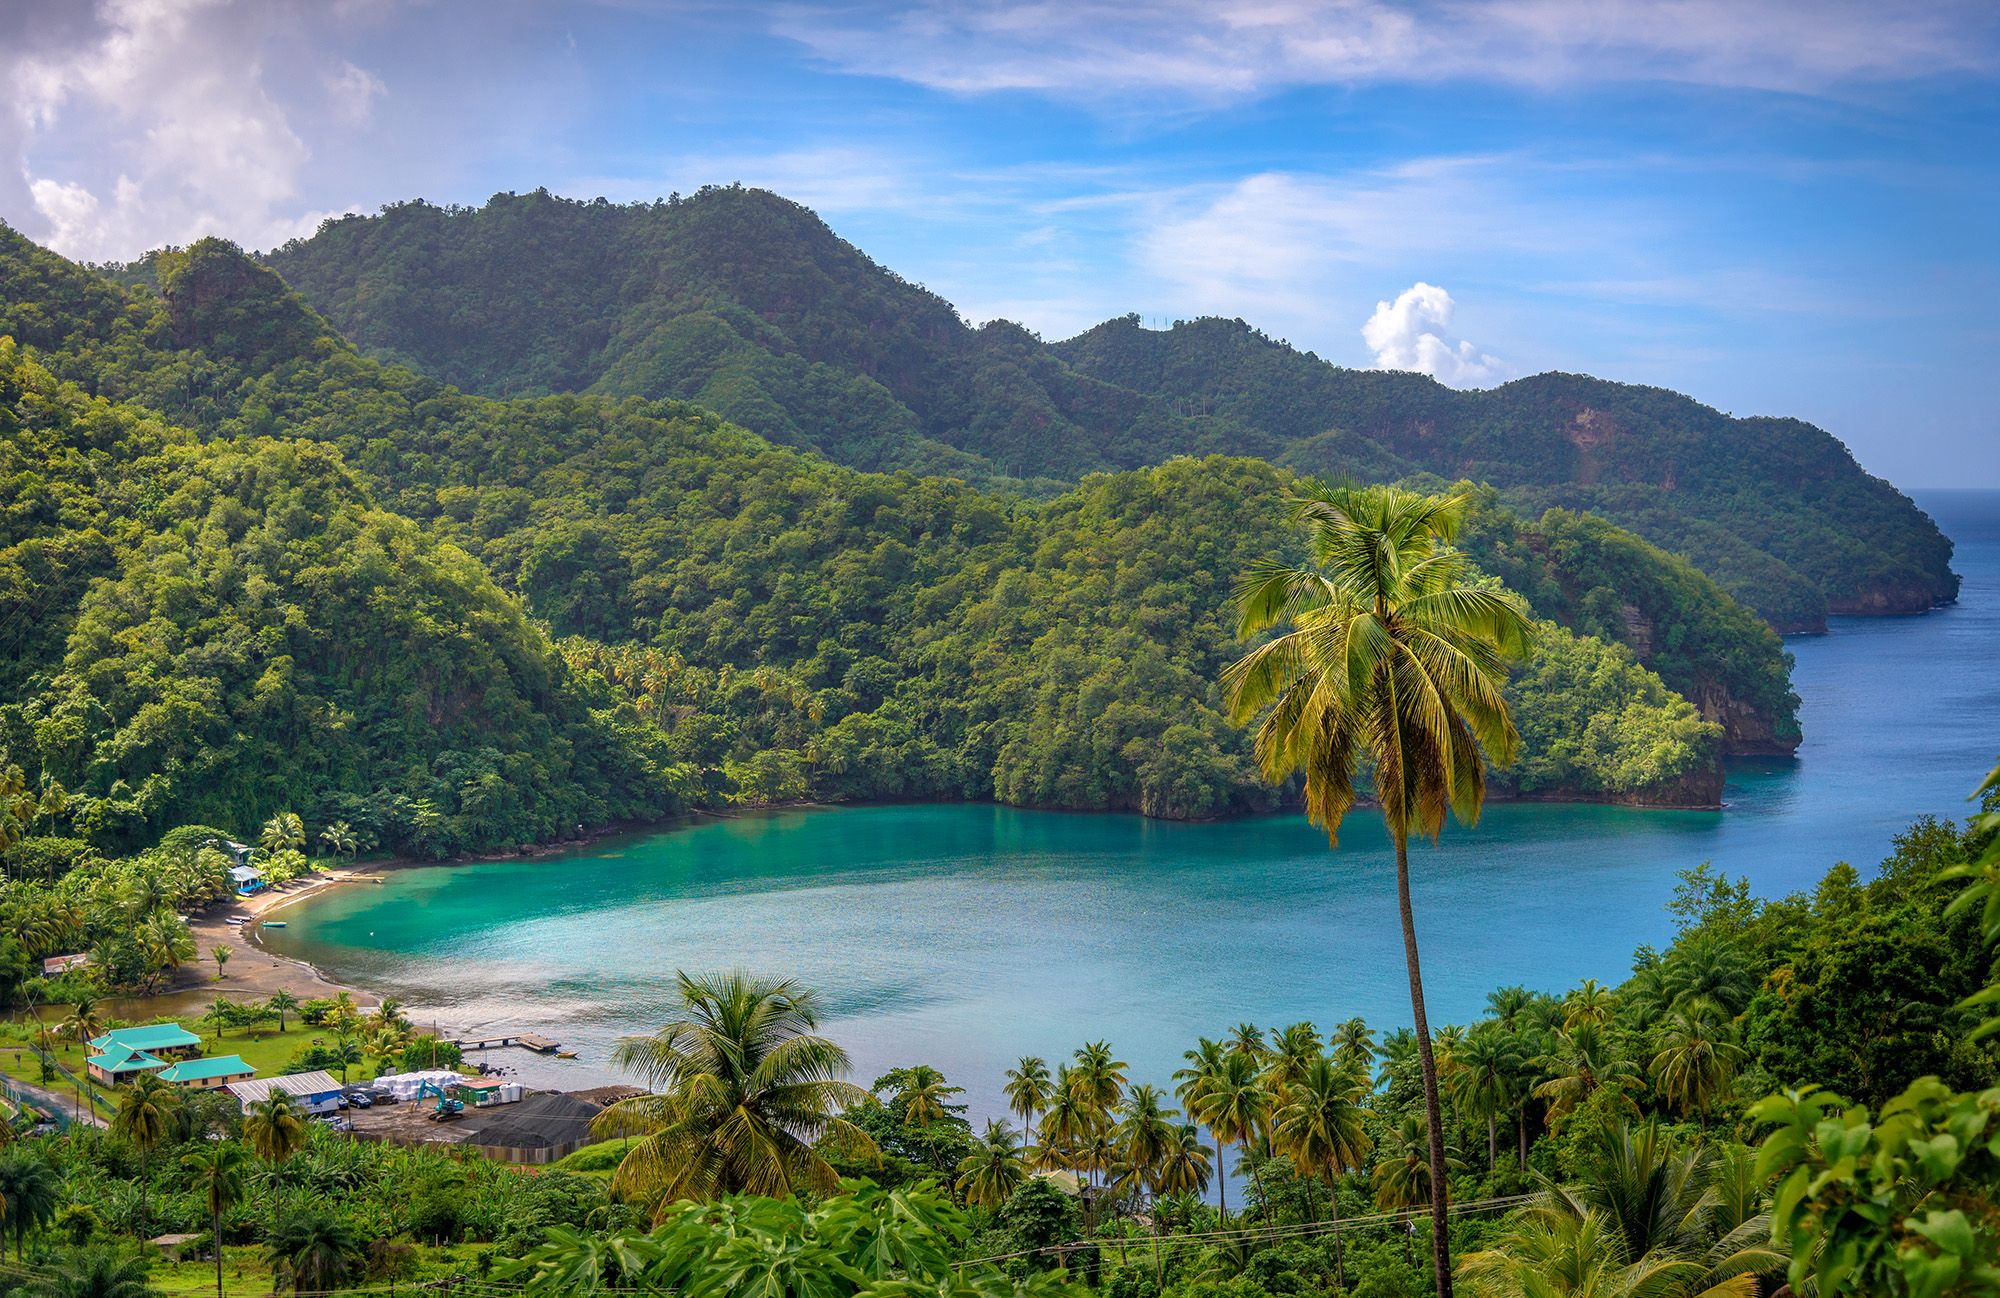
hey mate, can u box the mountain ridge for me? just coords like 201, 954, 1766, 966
258, 186, 1955, 634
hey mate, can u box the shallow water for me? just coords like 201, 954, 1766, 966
263, 489, 2000, 1118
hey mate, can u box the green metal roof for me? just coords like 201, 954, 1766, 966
159, 1055, 254, 1083
87, 1044, 166, 1073
89, 1023, 201, 1053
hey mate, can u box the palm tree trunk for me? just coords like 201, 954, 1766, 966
1395, 834, 1455, 1298
1326, 1177, 1345, 1291
1215, 1135, 1228, 1220
1487, 1114, 1497, 1170
214, 1208, 224, 1298
1517, 1106, 1528, 1170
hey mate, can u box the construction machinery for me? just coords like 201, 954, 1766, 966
417, 1079, 464, 1121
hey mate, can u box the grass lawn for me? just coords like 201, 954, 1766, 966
0, 1011, 386, 1107
148, 1243, 487, 1296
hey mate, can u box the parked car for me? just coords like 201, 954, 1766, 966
346, 1091, 373, 1109
328, 1117, 354, 1133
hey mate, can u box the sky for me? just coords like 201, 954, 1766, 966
1, 1, 1996, 487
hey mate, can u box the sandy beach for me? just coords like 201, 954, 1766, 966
172, 867, 388, 1007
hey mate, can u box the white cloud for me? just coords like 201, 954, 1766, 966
1361, 283, 1508, 386
325, 60, 387, 124
774, 0, 1998, 102
1, 0, 383, 261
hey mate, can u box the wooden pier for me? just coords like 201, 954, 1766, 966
453, 1033, 560, 1055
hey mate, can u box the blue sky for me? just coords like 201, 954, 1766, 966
2, 1, 1996, 486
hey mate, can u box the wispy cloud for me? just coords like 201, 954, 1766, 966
773, 0, 1999, 102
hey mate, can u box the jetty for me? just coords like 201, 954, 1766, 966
453, 1033, 561, 1055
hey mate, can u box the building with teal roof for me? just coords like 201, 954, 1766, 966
88, 1023, 202, 1056
158, 1055, 255, 1090
86, 1043, 169, 1086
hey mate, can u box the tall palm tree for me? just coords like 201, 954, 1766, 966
1274, 1056, 1373, 1287
1182, 1048, 1270, 1221
1225, 481, 1532, 1298
1648, 999, 1747, 1129
259, 812, 306, 855
183, 1143, 248, 1298
878, 1064, 962, 1127
1372, 1114, 1463, 1261
957, 1120, 1028, 1211
594, 971, 872, 1209
317, 821, 358, 859
1003, 1056, 1053, 1145
1534, 1022, 1644, 1134
266, 990, 299, 1032
1070, 1041, 1128, 1120
1262, 1022, 1322, 1102
111, 1075, 179, 1161
57, 998, 103, 1121
1156, 1123, 1213, 1202
1035, 1066, 1097, 1179
1114, 1085, 1181, 1280
1448, 1027, 1525, 1170
244, 1092, 307, 1163
1562, 979, 1617, 1030
1331, 1018, 1376, 1072
1112, 1084, 1178, 1201
1227, 1023, 1266, 1059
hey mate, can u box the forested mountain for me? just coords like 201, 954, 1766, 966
259, 186, 1955, 632
1, 221, 1798, 856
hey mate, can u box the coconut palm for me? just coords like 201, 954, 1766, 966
57, 997, 104, 1120
593, 971, 872, 1209
1003, 1056, 1054, 1144
1457, 1122, 1781, 1297
264, 1208, 362, 1294
183, 1143, 248, 1298
1112, 1085, 1178, 1201
1070, 1041, 1128, 1119
18, 1247, 156, 1298
1659, 935, 1757, 1018
957, 1120, 1028, 1211
877, 1064, 962, 1127
111, 1075, 179, 1160
1562, 979, 1618, 1030
1182, 1048, 1270, 1220
1227, 1023, 1266, 1059
1035, 1066, 1097, 1177
1332, 1018, 1376, 1072
1373, 1114, 1464, 1261
1114, 1085, 1181, 1280
0, 1155, 58, 1260
266, 990, 299, 1032
317, 821, 358, 859
1648, 999, 1747, 1129
1262, 1022, 1322, 1101
1157, 1122, 1213, 1201
1274, 1056, 1373, 1288
1534, 1022, 1644, 1133
1449, 1026, 1526, 1170
259, 812, 306, 855
1225, 481, 1531, 1298
1485, 986, 1535, 1031
245, 1091, 308, 1163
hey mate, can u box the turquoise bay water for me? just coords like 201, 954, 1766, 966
265, 490, 2000, 1118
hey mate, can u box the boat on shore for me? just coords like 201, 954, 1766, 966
260, 921, 288, 929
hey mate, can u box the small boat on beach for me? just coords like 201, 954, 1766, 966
260, 921, 287, 928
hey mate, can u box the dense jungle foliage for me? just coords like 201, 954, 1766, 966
255, 186, 1955, 631
0, 792, 1987, 1297
0, 224, 1799, 858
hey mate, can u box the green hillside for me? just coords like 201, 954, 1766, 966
0, 222, 1810, 857
257, 187, 1955, 632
